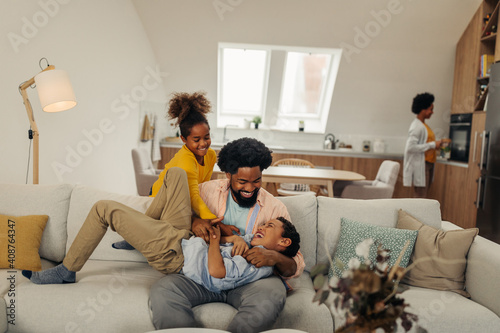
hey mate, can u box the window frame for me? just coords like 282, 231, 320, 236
217, 42, 342, 134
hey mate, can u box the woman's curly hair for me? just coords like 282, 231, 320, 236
218, 138, 273, 174
411, 92, 434, 115
167, 91, 211, 138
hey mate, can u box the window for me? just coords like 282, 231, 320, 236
217, 43, 342, 133
220, 47, 269, 116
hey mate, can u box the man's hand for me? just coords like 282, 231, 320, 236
192, 216, 224, 243
242, 247, 279, 268
243, 247, 297, 277
217, 222, 241, 237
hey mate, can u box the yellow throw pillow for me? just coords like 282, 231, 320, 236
396, 209, 478, 298
0, 214, 48, 271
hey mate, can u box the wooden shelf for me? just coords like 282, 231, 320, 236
481, 0, 500, 38
475, 85, 489, 110
481, 32, 497, 41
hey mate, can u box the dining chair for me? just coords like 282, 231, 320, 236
334, 160, 400, 199
131, 148, 162, 196
271, 158, 318, 196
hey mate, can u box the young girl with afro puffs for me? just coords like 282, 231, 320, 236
151, 91, 220, 219
113, 92, 239, 250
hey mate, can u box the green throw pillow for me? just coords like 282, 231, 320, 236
329, 217, 418, 278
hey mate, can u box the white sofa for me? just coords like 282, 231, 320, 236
1, 183, 500, 333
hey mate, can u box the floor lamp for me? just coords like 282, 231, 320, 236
18, 58, 77, 184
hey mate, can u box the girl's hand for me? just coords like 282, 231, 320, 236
192, 216, 224, 243
217, 222, 241, 236
231, 236, 249, 257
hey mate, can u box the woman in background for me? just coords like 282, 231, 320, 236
403, 92, 443, 198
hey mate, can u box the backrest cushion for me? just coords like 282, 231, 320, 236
316, 197, 442, 267
277, 194, 318, 272
375, 160, 400, 186
66, 185, 153, 262
0, 183, 74, 262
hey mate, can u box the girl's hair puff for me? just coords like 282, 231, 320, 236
167, 91, 211, 138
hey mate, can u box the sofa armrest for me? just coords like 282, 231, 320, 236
465, 234, 500, 317
442, 221, 500, 316
340, 183, 393, 199
0, 297, 6, 333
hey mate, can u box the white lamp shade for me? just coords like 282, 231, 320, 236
35, 69, 77, 112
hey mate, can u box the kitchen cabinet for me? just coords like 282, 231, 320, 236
451, 0, 500, 114
451, 6, 482, 114
443, 0, 499, 228
464, 112, 487, 228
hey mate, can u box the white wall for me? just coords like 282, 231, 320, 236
0, 0, 483, 192
0, 0, 166, 194
133, 0, 482, 152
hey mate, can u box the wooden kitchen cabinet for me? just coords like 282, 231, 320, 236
463, 112, 487, 228
443, 0, 498, 228
451, 6, 482, 114
451, 0, 500, 114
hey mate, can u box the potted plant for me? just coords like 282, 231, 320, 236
252, 116, 262, 129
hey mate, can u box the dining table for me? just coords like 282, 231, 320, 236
212, 165, 366, 197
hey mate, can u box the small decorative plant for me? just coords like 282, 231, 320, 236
311, 239, 424, 333
252, 116, 262, 129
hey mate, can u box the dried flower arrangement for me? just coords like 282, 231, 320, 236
311, 239, 426, 333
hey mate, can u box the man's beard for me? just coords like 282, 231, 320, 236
230, 186, 260, 208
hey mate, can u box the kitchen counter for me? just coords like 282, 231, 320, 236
160, 141, 404, 160
435, 157, 468, 168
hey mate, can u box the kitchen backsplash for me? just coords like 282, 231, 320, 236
210, 128, 407, 154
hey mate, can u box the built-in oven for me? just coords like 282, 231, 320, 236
449, 113, 472, 163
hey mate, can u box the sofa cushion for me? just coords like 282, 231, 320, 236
0, 184, 74, 262
330, 217, 417, 278
0, 214, 48, 271
397, 210, 478, 298
402, 286, 500, 332
66, 185, 153, 263
277, 194, 317, 272
316, 197, 441, 268
10, 260, 162, 333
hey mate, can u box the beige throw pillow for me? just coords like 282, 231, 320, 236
0, 214, 48, 271
396, 209, 478, 298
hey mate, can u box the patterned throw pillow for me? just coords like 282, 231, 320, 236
329, 217, 418, 278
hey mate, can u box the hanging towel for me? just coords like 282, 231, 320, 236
140, 114, 154, 142
151, 114, 161, 163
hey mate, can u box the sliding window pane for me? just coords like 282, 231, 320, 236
280, 52, 331, 116
221, 48, 268, 114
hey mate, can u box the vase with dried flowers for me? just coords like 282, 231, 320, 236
311, 239, 426, 333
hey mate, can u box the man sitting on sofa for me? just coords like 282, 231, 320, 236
150, 137, 305, 333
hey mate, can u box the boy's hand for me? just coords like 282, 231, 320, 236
192, 216, 224, 243
231, 236, 249, 257
213, 225, 221, 243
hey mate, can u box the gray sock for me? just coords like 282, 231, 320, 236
112, 240, 135, 250
22, 264, 76, 284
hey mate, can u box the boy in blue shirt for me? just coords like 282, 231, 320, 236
184, 216, 300, 293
